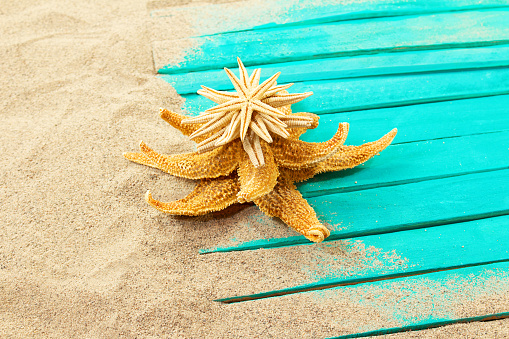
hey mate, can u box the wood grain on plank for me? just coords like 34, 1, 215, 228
299, 130, 509, 198
300, 94, 509, 146
180, 67, 509, 115
160, 45, 509, 95
155, 9, 509, 73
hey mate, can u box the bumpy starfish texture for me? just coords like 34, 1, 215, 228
125, 105, 396, 243
181, 58, 314, 167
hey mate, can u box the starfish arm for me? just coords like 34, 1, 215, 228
215, 113, 241, 146
204, 97, 244, 114
284, 112, 320, 139
237, 57, 250, 88
159, 109, 199, 137
237, 141, 279, 202
249, 68, 261, 87
145, 174, 241, 216
261, 92, 313, 108
181, 112, 224, 125
251, 100, 286, 118
239, 103, 252, 141
251, 72, 281, 99
282, 128, 398, 183
197, 89, 231, 104
254, 181, 330, 243
271, 123, 349, 169
316, 128, 398, 173
196, 127, 227, 153
139, 141, 240, 179
199, 86, 238, 99
250, 119, 273, 143
262, 83, 293, 98
189, 112, 234, 140
123, 152, 159, 169
224, 68, 248, 97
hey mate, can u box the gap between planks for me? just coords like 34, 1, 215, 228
215, 258, 509, 304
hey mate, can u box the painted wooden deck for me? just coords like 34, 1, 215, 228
152, 0, 509, 337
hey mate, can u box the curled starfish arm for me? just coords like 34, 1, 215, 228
139, 140, 241, 179
254, 180, 330, 243
237, 140, 279, 202
285, 112, 320, 139
271, 123, 349, 169
145, 174, 241, 215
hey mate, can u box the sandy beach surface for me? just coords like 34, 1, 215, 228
1, 0, 508, 337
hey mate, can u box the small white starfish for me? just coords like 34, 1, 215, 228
182, 57, 315, 167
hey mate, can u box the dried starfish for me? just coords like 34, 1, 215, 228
183, 58, 314, 167
124, 60, 397, 242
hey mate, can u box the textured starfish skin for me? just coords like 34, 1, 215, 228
146, 173, 240, 215
124, 59, 397, 242
125, 107, 396, 242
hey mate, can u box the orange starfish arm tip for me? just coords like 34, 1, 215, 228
145, 175, 241, 216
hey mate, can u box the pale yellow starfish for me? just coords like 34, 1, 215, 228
182, 58, 314, 167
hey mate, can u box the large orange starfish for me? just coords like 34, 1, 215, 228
124, 59, 397, 242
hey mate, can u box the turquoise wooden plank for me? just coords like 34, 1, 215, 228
160, 45, 509, 95
214, 261, 509, 338
155, 9, 509, 73
331, 312, 509, 339
180, 67, 509, 116
151, 0, 509, 36
300, 94, 509, 146
215, 215, 509, 301
202, 169, 509, 253
299, 130, 509, 198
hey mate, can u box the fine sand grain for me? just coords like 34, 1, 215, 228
0, 0, 507, 338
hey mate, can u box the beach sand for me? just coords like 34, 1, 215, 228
1, 0, 507, 337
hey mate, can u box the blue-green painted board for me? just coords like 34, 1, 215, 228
331, 312, 509, 339
180, 67, 509, 116
152, 0, 509, 36
202, 169, 509, 253
216, 216, 509, 301
300, 94, 509, 146
218, 261, 509, 337
160, 45, 509, 95
299, 130, 509, 198
156, 9, 509, 73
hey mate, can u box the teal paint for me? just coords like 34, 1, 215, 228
298, 130, 509, 198
328, 312, 509, 338
160, 45, 509, 95
299, 94, 509, 146
180, 67, 509, 116
202, 170, 509, 253
152, 0, 509, 37
216, 231, 509, 302
156, 9, 509, 73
